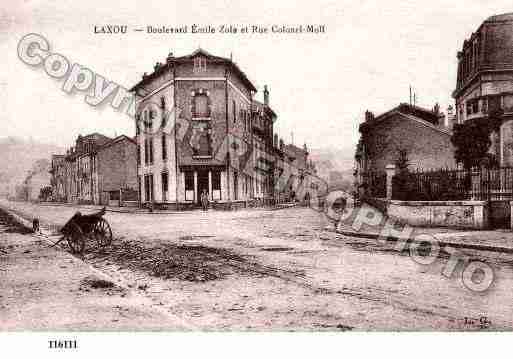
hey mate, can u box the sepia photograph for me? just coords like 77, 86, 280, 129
1, 0, 513, 357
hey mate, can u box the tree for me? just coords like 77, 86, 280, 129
392, 148, 413, 200
451, 118, 500, 169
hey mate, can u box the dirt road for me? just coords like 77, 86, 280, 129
2, 201, 513, 330
0, 208, 189, 330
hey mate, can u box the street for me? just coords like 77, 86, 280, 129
2, 201, 513, 330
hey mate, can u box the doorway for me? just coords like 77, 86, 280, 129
196, 170, 209, 205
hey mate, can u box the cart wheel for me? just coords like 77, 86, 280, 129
94, 218, 113, 247
66, 223, 85, 255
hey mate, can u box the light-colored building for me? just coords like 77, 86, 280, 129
130, 48, 326, 209
130, 49, 280, 209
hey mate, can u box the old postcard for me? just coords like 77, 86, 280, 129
1, 0, 513, 357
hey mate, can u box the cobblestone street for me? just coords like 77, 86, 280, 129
2, 200, 513, 330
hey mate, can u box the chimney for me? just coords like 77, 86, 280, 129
433, 103, 440, 115
166, 52, 174, 63
365, 110, 375, 122
264, 85, 269, 106
279, 138, 284, 151
274, 134, 278, 148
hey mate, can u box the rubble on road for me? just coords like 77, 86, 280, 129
85, 239, 305, 283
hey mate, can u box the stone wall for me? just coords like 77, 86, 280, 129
387, 200, 489, 229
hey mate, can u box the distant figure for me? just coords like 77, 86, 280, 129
32, 218, 40, 234
200, 189, 209, 211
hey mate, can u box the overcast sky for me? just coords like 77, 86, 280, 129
1, 0, 512, 152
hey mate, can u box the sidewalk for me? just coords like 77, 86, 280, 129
335, 204, 513, 253
0, 209, 190, 330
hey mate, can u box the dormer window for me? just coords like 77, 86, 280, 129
193, 56, 207, 73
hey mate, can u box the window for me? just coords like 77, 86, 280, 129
212, 171, 221, 200
162, 133, 167, 160
191, 122, 212, 157
233, 100, 237, 123
193, 94, 210, 117
233, 171, 239, 200
504, 95, 513, 112
143, 110, 153, 132
137, 144, 141, 165
149, 138, 154, 164
488, 95, 502, 113
144, 174, 153, 202
161, 172, 168, 201
149, 174, 154, 201
144, 138, 149, 165
466, 99, 479, 115
193, 56, 206, 73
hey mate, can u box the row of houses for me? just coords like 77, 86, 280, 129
50, 49, 326, 208
50, 134, 138, 205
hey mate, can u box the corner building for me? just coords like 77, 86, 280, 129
453, 13, 513, 166
131, 49, 278, 208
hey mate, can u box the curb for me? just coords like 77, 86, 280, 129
335, 229, 513, 254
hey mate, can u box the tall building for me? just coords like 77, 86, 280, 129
130, 49, 279, 208
452, 13, 513, 166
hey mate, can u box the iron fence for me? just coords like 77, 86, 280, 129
391, 166, 513, 201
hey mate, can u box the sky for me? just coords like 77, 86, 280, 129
1, 0, 512, 152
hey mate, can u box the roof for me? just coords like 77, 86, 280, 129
252, 100, 277, 119
359, 103, 450, 135
283, 144, 309, 169
130, 48, 257, 92
97, 135, 137, 152
486, 13, 513, 22
454, 13, 513, 97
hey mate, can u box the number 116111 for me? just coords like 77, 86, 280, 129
48, 340, 77, 349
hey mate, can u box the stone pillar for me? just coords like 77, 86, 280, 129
208, 170, 213, 200
385, 164, 396, 200
193, 171, 198, 202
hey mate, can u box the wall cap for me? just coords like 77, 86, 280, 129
389, 200, 487, 206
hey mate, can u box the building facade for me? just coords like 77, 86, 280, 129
453, 13, 513, 166
131, 49, 285, 208
355, 103, 456, 182
50, 133, 138, 205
